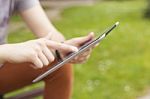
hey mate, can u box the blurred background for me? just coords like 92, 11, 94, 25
6, 0, 150, 99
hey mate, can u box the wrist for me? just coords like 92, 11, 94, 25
46, 31, 66, 42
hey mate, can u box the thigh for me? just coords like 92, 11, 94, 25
0, 62, 72, 94
44, 64, 73, 99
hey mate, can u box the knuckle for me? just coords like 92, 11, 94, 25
74, 56, 78, 60
37, 39, 45, 47
79, 57, 85, 61
29, 51, 37, 59
82, 52, 87, 56
80, 61, 86, 64
59, 44, 65, 49
85, 49, 91, 53
34, 45, 41, 52
78, 59, 86, 63
58, 42, 63, 47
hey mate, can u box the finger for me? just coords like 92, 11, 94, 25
84, 53, 91, 60
78, 56, 87, 62
69, 60, 79, 64
77, 56, 89, 63
70, 50, 89, 62
95, 43, 99, 47
77, 54, 91, 62
43, 46, 55, 63
70, 59, 86, 64
84, 48, 92, 54
69, 56, 78, 63
86, 54, 91, 60
78, 49, 92, 57
29, 64, 39, 69
69, 32, 95, 46
92, 43, 99, 49
78, 60, 87, 64
38, 51, 49, 66
32, 55, 43, 68
46, 40, 78, 52
70, 52, 91, 64
70, 56, 84, 63
69, 61, 78, 64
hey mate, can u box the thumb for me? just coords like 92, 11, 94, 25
72, 32, 95, 46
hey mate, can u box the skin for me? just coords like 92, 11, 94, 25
0, 4, 94, 68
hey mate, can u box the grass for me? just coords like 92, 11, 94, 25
7, 0, 150, 99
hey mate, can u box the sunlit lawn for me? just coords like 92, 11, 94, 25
6, 1, 150, 99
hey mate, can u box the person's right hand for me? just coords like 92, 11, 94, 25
0, 38, 78, 68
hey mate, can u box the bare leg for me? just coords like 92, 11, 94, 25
0, 62, 73, 99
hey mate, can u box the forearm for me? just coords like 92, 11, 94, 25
20, 4, 65, 42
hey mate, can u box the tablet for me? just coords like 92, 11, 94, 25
33, 22, 119, 83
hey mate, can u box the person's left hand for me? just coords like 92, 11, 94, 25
61, 32, 95, 64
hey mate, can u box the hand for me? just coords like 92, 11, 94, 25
0, 38, 78, 68
60, 32, 95, 64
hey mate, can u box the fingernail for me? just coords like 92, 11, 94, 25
90, 32, 94, 37
72, 47, 78, 52
90, 32, 94, 34
38, 64, 43, 68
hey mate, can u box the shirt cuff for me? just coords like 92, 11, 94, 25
16, 0, 40, 11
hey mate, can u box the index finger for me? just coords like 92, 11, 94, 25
45, 40, 78, 52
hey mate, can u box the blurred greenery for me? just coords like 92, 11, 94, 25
6, 0, 150, 99
144, 0, 150, 18
102, 0, 139, 1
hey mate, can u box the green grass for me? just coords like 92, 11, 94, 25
7, 1, 150, 99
